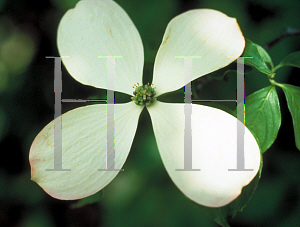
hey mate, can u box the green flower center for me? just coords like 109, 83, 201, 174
132, 83, 156, 106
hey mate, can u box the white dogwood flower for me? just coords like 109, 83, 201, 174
29, 0, 260, 207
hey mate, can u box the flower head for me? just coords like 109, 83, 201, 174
132, 83, 156, 106
29, 0, 260, 207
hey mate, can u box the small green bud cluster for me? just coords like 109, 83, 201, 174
132, 83, 156, 106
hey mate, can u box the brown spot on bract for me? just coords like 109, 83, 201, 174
109, 29, 113, 38
42, 132, 52, 147
162, 27, 171, 45
46, 139, 52, 147
162, 35, 169, 45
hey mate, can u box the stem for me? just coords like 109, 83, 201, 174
269, 79, 284, 88
264, 27, 300, 50
272, 64, 282, 73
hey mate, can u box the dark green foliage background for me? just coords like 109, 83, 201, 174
0, 0, 300, 226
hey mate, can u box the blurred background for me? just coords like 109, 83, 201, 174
0, 0, 300, 226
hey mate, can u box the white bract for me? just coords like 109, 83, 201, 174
29, 0, 260, 207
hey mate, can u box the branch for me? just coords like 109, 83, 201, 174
264, 27, 300, 50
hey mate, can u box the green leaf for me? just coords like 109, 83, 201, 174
194, 156, 263, 227
70, 190, 104, 209
245, 85, 281, 153
255, 44, 273, 69
280, 84, 300, 150
277, 51, 300, 69
242, 39, 274, 76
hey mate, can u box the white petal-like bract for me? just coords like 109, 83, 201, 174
57, 0, 144, 95
152, 9, 245, 96
147, 101, 260, 207
30, 102, 143, 200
